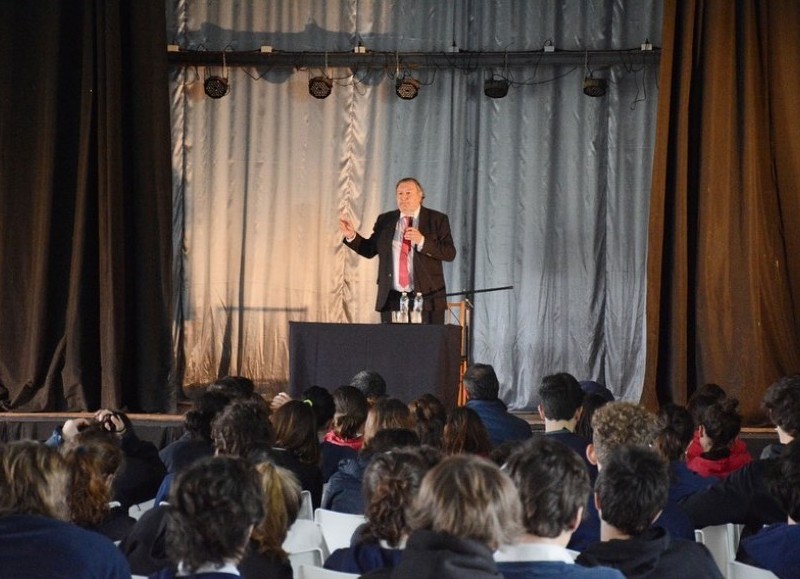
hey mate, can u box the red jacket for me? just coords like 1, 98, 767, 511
686, 446, 753, 478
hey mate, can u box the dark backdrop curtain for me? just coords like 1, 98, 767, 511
644, 0, 800, 421
0, 1, 173, 412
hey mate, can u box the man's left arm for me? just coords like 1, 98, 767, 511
417, 212, 456, 262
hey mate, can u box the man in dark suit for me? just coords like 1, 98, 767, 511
339, 177, 456, 324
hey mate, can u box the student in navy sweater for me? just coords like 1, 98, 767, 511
0, 440, 131, 579
497, 437, 623, 578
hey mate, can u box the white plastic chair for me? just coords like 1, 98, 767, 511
298, 489, 314, 520
695, 524, 737, 577
284, 518, 329, 560
728, 561, 779, 579
296, 565, 360, 579
288, 548, 324, 575
313, 508, 367, 554
127, 498, 155, 520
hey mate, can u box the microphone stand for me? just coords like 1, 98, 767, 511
444, 285, 513, 367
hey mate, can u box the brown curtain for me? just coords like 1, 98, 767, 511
644, 0, 800, 422
0, 1, 173, 412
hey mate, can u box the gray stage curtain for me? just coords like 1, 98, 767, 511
169, 0, 661, 407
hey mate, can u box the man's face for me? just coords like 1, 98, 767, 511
396, 181, 423, 215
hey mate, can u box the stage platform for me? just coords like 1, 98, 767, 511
0, 412, 185, 449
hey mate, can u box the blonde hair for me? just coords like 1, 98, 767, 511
408, 454, 522, 549
0, 441, 70, 521
250, 462, 302, 563
591, 402, 658, 466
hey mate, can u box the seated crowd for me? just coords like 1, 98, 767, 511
0, 368, 798, 578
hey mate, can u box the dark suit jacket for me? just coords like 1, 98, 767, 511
345, 206, 456, 311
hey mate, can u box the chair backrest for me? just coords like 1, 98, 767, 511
288, 548, 324, 575
284, 518, 329, 560
298, 489, 314, 520
296, 565, 360, 579
728, 561, 779, 579
313, 508, 367, 554
695, 524, 737, 576
128, 498, 156, 520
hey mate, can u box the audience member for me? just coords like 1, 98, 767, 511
442, 406, 493, 456
321, 385, 369, 481
0, 440, 131, 578
152, 456, 264, 579
270, 399, 323, 508
408, 393, 446, 448
351, 370, 388, 405
302, 385, 336, 435
154, 397, 274, 505
738, 440, 800, 578
363, 397, 414, 445
576, 445, 722, 578
47, 409, 166, 509
575, 393, 610, 443
463, 363, 532, 447
497, 437, 623, 578
579, 381, 615, 403
62, 426, 135, 542
207, 375, 256, 399
238, 461, 300, 579
325, 447, 442, 574
685, 383, 749, 463
538, 372, 596, 480
568, 402, 694, 551
323, 428, 420, 514
687, 397, 752, 478
159, 389, 230, 474
653, 403, 715, 503
365, 454, 522, 579
680, 375, 800, 529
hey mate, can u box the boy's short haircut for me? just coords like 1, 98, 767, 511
539, 373, 585, 420
595, 445, 669, 536
763, 375, 800, 437
504, 437, 591, 538
591, 402, 658, 466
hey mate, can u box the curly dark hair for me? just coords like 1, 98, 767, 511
212, 398, 274, 457
166, 456, 264, 573
361, 447, 441, 546
62, 428, 124, 526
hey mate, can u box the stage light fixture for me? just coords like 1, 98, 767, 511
204, 76, 229, 98
204, 51, 230, 99
484, 77, 510, 99
583, 74, 607, 97
395, 76, 420, 100
309, 76, 333, 99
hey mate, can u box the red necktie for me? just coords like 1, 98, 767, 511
399, 216, 412, 288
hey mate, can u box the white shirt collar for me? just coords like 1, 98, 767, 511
177, 562, 240, 576
494, 542, 576, 564
401, 206, 421, 221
